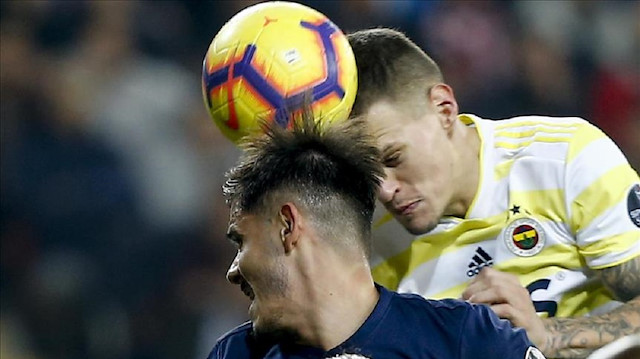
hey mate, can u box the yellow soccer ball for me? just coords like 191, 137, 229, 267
202, 1, 357, 144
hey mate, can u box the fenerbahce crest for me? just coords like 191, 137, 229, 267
503, 217, 546, 257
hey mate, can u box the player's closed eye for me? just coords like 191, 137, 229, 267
383, 153, 401, 167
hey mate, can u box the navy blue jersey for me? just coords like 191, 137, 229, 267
209, 284, 539, 359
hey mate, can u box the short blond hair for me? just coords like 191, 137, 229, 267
347, 28, 443, 117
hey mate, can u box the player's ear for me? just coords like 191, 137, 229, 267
278, 203, 299, 254
428, 83, 458, 131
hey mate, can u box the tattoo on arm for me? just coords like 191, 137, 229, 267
542, 298, 640, 358
599, 255, 640, 301
540, 256, 640, 358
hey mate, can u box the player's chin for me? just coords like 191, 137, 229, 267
403, 216, 438, 235
393, 205, 438, 235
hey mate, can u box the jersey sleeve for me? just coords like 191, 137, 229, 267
459, 304, 542, 359
564, 120, 640, 269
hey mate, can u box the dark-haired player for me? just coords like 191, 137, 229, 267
208, 111, 545, 358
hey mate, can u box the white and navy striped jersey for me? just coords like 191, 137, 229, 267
371, 114, 640, 318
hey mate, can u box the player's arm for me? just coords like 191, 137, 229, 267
540, 256, 640, 358
538, 120, 640, 357
462, 262, 640, 358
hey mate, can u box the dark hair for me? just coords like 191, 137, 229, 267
223, 109, 383, 255
347, 28, 443, 117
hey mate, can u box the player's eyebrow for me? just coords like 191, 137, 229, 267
381, 143, 404, 157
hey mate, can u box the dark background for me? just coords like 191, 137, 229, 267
1, 1, 638, 358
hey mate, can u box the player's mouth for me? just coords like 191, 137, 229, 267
395, 200, 420, 216
240, 281, 255, 301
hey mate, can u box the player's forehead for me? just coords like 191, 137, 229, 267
363, 100, 413, 136
366, 99, 407, 120
361, 113, 409, 153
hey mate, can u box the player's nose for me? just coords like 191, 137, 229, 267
378, 169, 398, 203
226, 255, 242, 285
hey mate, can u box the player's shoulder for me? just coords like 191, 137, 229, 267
382, 287, 542, 358
496, 114, 609, 142
207, 321, 253, 359
493, 114, 589, 127
389, 291, 518, 330
480, 114, 610, 165
390, 290, 473, 320
393, 290, 469, 308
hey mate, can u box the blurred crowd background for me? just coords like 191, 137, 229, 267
1, 1, 638, 359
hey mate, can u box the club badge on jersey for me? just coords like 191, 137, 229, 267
503, 216, 546, 257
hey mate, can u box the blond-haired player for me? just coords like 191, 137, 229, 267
348, 28, 640, 358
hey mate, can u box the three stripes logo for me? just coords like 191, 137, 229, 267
467, 247, 494, 277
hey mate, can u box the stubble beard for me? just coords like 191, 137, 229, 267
413, 199, 447, 235
251, 322, 302, 346
402, 206, 439, 235
250, 255, 300, 344
406, 219, 438, 235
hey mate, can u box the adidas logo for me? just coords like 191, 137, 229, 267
466, 247, 494, 277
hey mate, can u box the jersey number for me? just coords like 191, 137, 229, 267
526, 279, 557, 317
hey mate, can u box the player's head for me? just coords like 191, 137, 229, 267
223, 107, 382, 339
347, 28, 463, 234
347, 28, 444, 119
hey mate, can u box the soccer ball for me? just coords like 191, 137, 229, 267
202, 1, 357, 144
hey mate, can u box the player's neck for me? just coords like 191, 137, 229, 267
446, 119, 481, 218
291, 250, 379, 350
